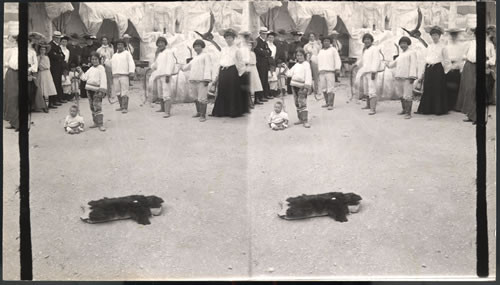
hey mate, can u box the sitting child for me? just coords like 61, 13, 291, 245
64, 105, 85, 134
268, 101, 289, 130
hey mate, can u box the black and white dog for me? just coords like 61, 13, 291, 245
278, 192, 362, 222
80, 195, 164, 225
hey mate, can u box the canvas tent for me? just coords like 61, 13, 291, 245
52, 2, 88, 38
28, 2, 74, 40
260, 1, 296, 33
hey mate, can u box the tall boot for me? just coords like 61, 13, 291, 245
163, 99, 172, 118
96, 114, 106, 131
192, 101, 201, 117
321, 92, 329, 108
302, 111, 311, 128
89, 114, 98, 128
115, 95, 123, 111
361, 96, 370, 109
156, 99, 165, 112
121, 96, 129, 113
199, 102, 207, 122
398, 98, 405, 115
328, 93, 335, 110
368, 97, 377, 115
405, 100, 412, 119
294, 110, 303, 125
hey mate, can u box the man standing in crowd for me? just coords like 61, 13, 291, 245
48, 31, 66, 104
80, 34, 99, 98
123, 34, 135, 58
254, 27, 273, 104
287, 31, 304, 94
67, 33, 82, 68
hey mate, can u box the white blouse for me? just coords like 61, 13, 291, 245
268, 41, 276, 58
182, 52, 212, 82
317, 47, 342, 72
445, 41, 466, 70
151, 48, 176, 78
464, 40, 476, 63
387, 49, 418, 79
219, 45, 245, 76
486, 40, 496, 66
28, 46, 38, 73
286, 61, 312, 88
61, 46, 70, 63
5, 47, 18, 70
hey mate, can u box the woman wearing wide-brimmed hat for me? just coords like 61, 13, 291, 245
28, 32, 48, 112
211, 28, 249, 117
416, 25, 450, 115
36, 42, 59, 110
444, 27, 466, 111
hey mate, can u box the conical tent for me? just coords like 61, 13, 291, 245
331, 16, 351, 58
52, 3, 88, 37
304, 15, 329, 38
123, 19, 142, 60
96, 19, 121, 42
260, 1, 296, 33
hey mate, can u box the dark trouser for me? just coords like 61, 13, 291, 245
50, 66, 64, 102
256, 64, 270, 101
88, 90, 104, 126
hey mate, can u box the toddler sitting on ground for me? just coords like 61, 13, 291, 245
268, 101, 289, 130
64, 105, 84, 134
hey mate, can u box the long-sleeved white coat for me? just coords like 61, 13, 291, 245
110, 50, 135, 75
387, 49, 418, 79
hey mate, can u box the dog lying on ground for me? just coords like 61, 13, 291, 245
80, 195, 164, 225
278, 192, 362, 222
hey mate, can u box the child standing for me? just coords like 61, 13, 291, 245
355, 33, 382, 115
317, 36, 342, 110
69, 64, 81, 103
386, 36, 418, 119
276, 60, 287, 98
64, 105, 85, 134
284, 48, 313, 128
78, 52, 107, 131
62, 69, 72, 100
268, 101, 289, 130
36, 44, 58, 109
111, 39, 136, 114
181, 39, 212, 122
150, 36, 176, 118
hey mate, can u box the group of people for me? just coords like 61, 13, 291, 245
354, 25, 496, 122
3, 30, 136, 132
3, 24, 496, 133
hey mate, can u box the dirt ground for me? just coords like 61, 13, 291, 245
2, 79, 496, 280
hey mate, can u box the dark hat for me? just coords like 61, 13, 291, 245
424, 25, 444, 35
37, 41, 51, 53
362, 33, 374, 42
69, 33, 80, 39
156, 36, 168, 46
61, 35, 70, 41
115, 38, 126, 46
277, 29, 286, 35
291, 31, 303, 36
487, 25, 496, 32
192, 39, 206, 48
223, 28, 237, 38
28, 32, 45, 40
398, 36, 412, 45
83, 34, 97, 40
268, 31, 277, 37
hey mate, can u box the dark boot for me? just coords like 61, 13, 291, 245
405, 100, 412, 119
115, 96, 123, 111
302, 111, 311, 128
192, 101, 201, 117
321, 92, 329, 108
361, 96, 370, 109
328, 93, 335, 110
156, 99, 165, 112
89, 115, 98, 128
369, 97, 377, 115
398, 98, 405, 115
121, 96, 129, 113
163, 100, 172, 118
294, 110, 303, 125
199, 102, 207, 122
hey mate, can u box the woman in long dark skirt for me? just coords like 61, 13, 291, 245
456, 28, 478, 123
444, 28, 465, 111
416, 26, 450, 115
4, 36, 19, 131
211, 29, 249, 118
28, 33, 48, 112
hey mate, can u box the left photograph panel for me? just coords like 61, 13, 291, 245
3, 2, 252, 280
